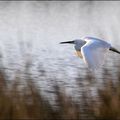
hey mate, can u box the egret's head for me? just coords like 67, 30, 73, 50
60, 39, 86, 52
73, 39, 85, 45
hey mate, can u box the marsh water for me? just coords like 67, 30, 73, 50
0, 1, 120, 100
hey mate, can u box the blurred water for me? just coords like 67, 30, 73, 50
0, 1, 120, 98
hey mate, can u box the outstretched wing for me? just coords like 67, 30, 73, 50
81, 39, 111, 70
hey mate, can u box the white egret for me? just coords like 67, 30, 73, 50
60, 36, 120, 70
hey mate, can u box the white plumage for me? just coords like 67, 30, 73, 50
60, 36, 120, 70
81, 37, 111, 70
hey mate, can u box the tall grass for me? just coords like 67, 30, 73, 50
0, 57, 120, 119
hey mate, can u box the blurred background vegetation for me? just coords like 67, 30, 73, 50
0, 55, 119, 120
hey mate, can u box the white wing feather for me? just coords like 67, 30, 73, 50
81, 39, 111, 70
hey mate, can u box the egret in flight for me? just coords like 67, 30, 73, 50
60, 36, 120, 70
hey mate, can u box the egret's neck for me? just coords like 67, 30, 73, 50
74, 40, 86, 51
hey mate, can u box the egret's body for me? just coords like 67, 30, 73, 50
60, 36, 120, 70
